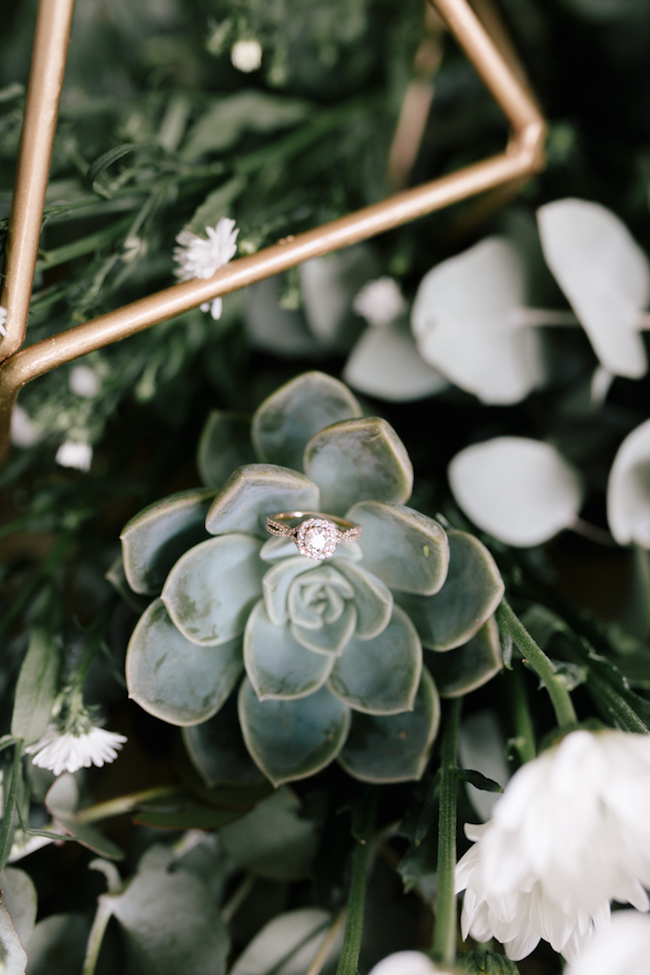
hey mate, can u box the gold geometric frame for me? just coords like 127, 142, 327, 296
0, 0, 545, 462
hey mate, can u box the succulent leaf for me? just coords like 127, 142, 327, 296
396, 531, 504, 650
263, 556, 320, 625
205, 464, 320, 537
252, 371, 362, 469
121, 488, 216, 595
244, 600, 335, 700
238, 678, 351, 786
327, 605, 422, 714
197, 411, 256, 489
183, 695, 267, 787
330, 558, 393, 638
126, 599, 243, 725
304, 417, 413, 515
162, 534, 265, 646
347, 501, 449, 595
291, 603, 358, 656
426, 617, 503, 697
338, 667, 440, 783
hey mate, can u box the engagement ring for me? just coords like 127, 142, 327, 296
265, 511, 362, 560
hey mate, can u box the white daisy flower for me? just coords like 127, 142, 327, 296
69, 364, 101, 398
352, 277, 407, 328
173, 217, 239, 321
0, 304, 7, 337
231, 39, 263, 73
455, 729, 650, 963
565, 910, 650, 975
25, 723, 127, 776
55, 440, 93, 471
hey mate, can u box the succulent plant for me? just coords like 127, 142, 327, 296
121, 373, 505, 786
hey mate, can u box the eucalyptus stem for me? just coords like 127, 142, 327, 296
430, 698, 462, 968
75, 785, 178, 824
335, 790, 378, 975
496, 599, 578, 730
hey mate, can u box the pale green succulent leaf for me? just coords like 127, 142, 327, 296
288, 565, 353, 628
162, 534, 264, 646
197, 411, 256, 489
121, 488, 216, 595
183, 696, 267, 787
291, 603, 357, 656
238, 679, 351, 786
126, 599, 243, 725
244, 600, 335, 700
252, 371, 362, 469
396, 531, 504, 651
330, 558, 393, 638
263, 556, 318, 625
338, 667, 440, 783
347, 501, 449, 595
327, 605, 422, 714
304, 417, 413, 515
427, 617, 503, 698
259, 535, 362, 562
206, 465, 320, 537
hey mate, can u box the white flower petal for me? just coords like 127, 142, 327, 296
0, 304, 7, 337
231, 39, 263, 73
565, 911, 650, 975
343, 323, 447, 402
537, 199, 650, 378
69, 364, 101, 398
173, 217, 239, 282
367, 952, 453, 975
448, 436, 583, 546
607, 418, 650, 546
55, 441, 93, 471
26, 723, 127, 776
352, 277, 407, 328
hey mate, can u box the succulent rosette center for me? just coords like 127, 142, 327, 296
121, 372, 505, 786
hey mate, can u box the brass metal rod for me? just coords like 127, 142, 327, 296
0, 0, 76, 359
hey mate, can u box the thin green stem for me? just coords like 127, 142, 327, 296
496, 599, 578, 730
0, 742, 23, 872
82, 895, 115, 975
336, 790, 378, 975
75, 785, 179, 824
509, 665, 536, 764
431, 698, 462, 967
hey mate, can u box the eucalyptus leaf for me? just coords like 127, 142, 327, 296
205, 465, 320, 537
220, 789, 319, 881
459, 711, 510, 822
298, 244, 378, 346
338, 668, 440, 783
183, 695, 267, 788
0, 894, 27, 975
396, 532, 504, 651
327, 605, 422, 714
344, 322, 448, 401
126, 599, 243, 725
304, 417, 413, 515
44, 775, 124, 861
162, 533, 264, 646
448, 438, 583, 547
230, 908, 338, 975
347, 501, 449, 595
197, 411, 256, 490
244, 277, 319, 356
238, 679, 351, 786
607, 417, 650, 546
426, 618, 503, 698
22, 914, 90, 975
244, 600, 335, 699
0, 869, 36, 948
11, 628, 60, 746
121, 488, 216, 596
252, 371, 361, 469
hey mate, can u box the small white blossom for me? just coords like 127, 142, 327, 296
0, 304, 7, 337
10, 404, 41, 448
173, 217, 239, 321
231, 39, 263, 73
55, 440, 93, 471
566, 911, 650, 975
25, 723, 127, 776
69, 364, 101, 398
367, 952, 454, 975
353, 277, 407, 328
455, 729, 650, 963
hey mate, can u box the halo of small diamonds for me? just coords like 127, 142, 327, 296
295, 518, 339, 560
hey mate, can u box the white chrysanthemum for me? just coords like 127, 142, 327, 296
173, 217, 239, 321
353, 277, 407, 328
231, 39, 263, 73
0, 304, 7, 337
69, 364, 101, 398
565, 911, 650, 975
25, 724, 127, 776
55, 440, 93, 471
455, 729, 650, 963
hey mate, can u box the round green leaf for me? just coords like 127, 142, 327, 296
329, 559, 393, 638
197, 412, 256, 489
343, 321, 448, 402
244, 600, 335, 700
126, 599, 243, 725
230, 908, 336, 975
21, 915, 90, 975
426, 617, 503, 697
328, 605, 422, 714
238, 679, 351, 786
347, 501, 449, 595
183, 695, 266, 787
206, 465, 320, 537
252, 371, 362, 469
396, 531, 504, 650
0, 868, 37, 948
338, 667, 440, 783
121, 488, 216, 595
162, 534, 264, 647
304, 417, 413, 515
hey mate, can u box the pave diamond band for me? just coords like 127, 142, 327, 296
266, 511, 362, 560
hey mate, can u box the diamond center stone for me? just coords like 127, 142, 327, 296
295, 518, 339, 560
305, 529, 327, 551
